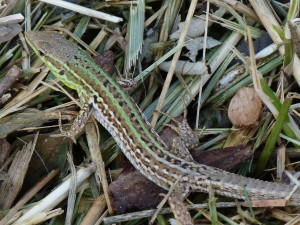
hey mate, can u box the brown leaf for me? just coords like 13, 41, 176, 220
94, 51, 114, 75
109, 171, 165, 214
0, 138, 10, 168
191, 145, 253, 172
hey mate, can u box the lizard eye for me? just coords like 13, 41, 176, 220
59, 70, 65, 76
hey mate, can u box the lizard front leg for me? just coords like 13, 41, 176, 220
52, 94, 91, 143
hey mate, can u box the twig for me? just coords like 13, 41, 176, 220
39, 0, 123, 23
0, 13, 24, 24
103, 202, 238, 224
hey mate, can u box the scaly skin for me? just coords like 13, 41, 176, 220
25, 31, 300, 223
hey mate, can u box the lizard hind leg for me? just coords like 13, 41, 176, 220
168, 188, 194, 225
160, 110, 199, 162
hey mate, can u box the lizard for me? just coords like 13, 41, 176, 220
25, 31, 300, 225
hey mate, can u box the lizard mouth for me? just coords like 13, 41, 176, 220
25, 31, 57, 55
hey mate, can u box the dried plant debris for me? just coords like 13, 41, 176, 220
191, 145, 253, 172
94, 50, 115, 76
0, 138, 10, 169
159, 60, 208, 75
0, 134, 37, 210
0, 109, 73, 138
0, 65, 22, 98
170, 8, 226, 39
13, 134, 69, 191
1, 0, 300, 224
0, 24, 22, 44
109, 171, 165, 214
185, 37, 221, 62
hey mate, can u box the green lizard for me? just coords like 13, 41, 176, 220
25, 31, 300, 225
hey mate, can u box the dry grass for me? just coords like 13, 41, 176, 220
0, 0, 300, 224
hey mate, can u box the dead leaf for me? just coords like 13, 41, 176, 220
109, 171, 165, 213
0, 138, 10, 168
191, 145, 253, 172
186, 36, 221, 62
94, 51, 115, 76
159, 60, 208, 75
170, 8, 225, 39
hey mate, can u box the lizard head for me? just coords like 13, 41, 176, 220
25, 31, 78, 63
